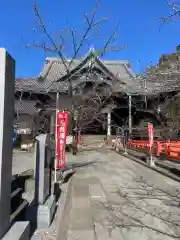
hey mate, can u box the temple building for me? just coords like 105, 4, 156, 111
14, 49, 180, 148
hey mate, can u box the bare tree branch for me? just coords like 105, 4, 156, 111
29, 0, 123, 135
160, 0, 180, 22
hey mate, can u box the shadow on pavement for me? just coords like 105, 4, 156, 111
95, 176, 180, 239
63, 160, 101, 171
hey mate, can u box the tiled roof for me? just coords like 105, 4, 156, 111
15, 50, 137, 94
103, 60, 135, 78
15, 78, 38, 91
14, 100, 37, 129
16, 50, 180, 96
14, 99, 54, 130
15, 100, 38, 115
137, 72, 180, 94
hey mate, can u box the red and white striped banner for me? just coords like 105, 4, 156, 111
148, 123, 154, 148
56, 112, 68, 169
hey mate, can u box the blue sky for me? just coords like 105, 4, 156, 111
0, 0, 180, 77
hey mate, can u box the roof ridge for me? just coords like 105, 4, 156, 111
16, 77, 37, 81
45, 57, 81, 63
46, 57, 130, 65
123, 64, 136, 78
103, 60, 130, 64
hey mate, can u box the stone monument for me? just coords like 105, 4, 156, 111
29, 134, 56, 229
0, 48, 30, 239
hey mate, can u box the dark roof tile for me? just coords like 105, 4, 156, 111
15, 100, 38, 115
15, 51, 137, 93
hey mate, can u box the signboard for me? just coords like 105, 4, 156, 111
148, 123, 155, 167
148, 123, 154, 147
56, 112, 68, 169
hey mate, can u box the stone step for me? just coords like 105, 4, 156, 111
2, 221, 30, 240
11, 173, 32, 225
11, 188, 23, 214
81, 135, 105, 138
82, 140, 105, 144
81, 135, 106, 146
82, 143, 104, 147
82, 140, 104, 143
82, 138, 105, 141
10, 199, 29, 224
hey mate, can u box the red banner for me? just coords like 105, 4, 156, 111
56, 112, 68, 169
148, 123, 154, 147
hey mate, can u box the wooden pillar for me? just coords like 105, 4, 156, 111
50, 113, 55, 134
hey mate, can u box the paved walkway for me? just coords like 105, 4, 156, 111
66, 149, 180, 240
12, 150, 34, 175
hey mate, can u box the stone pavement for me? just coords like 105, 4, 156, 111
12, 150, 34, 176
65, 149, 180, 240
